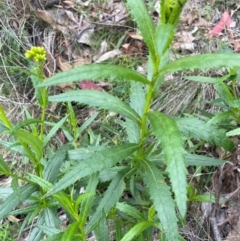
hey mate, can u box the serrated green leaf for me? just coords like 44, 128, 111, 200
189, 194, 215, 202
53, 192, 78, 220
43, 144, 70, 183
43, 207, 60, 230
130, 81, 145, 116
45, 144, 138, 196
146, 112, 187, 217
94, 212, 109, 241
125, 81, 145, 143
80, 172, 99, 226
86, 173, 126, 234
142, 160, 178, 241
184, 76, 218, 84
77, 111, 99, 136
156, 23, 175, 56
226, 127, 240, 137
0, 188, 13, 200
43, 115, 68, 147
126, 0, 157, 62
14, 129, 43, 160
48, 90, 141, 123
120, 221, 152, 241
40, 233, 63, 241
38, 64, 150, 87
0, 183, 38, 219
208, 111, 232, 125
186, 154, 225, 166
9, 119, 42, 134
28, 214, 44, 241
115, 202, 144, 221
37, 225, 61, 236
176, 117, 234, 151
158, 54, 240, 77
25, 173, 53, 191
228, 99, 240, 108
0, 155, 11, 175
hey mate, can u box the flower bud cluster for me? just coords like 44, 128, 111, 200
25, 46, 46, 63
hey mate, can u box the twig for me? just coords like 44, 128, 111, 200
210, 217, 222, 241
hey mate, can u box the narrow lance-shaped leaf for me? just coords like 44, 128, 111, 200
157, 54, 240, 78
155, 23, 175, 56
120, 221, 152, 241
176, 117, 234, 151
60, 221, 79, 241
146, 112, 187, 217
126, 0, 157, 62
43, 115, 68, 147
49, 90, 141, 124
14, 129, 43, 161
86, 173, 126, 234
38, 64, 150, 87
0, 184, 38, 219
141, 160, 178, 241
80, 172, 99, 227
44, 143, 138, 196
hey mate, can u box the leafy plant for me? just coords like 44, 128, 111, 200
0, 1, 240, 241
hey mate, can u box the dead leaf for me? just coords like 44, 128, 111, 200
127, 32, 143, 41
228, 29, 240, 52
95, 49, 122, 63
33, 9, 69, 34
185, 9, 198, 25
78, 81, 104, 91
209, 11, 231, 37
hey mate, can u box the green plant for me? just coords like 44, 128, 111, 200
0, 1, 240, 241
0, 224, 15, 241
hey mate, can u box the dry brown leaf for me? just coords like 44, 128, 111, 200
127, 32, 143, 41
56, 56, 73, 71
95, 49, 122, 63
186, 9, 198, 25
33, 10, 69, 34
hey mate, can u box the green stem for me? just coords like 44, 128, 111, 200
40, 88, 47, 141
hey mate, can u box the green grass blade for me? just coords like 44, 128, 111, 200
49, 90, 141, 123
146, 112, 187, 217
38, 64, 150, 87
0, 184, 38, 219
158, 54, 240, 77
45, 144, 138, 196
120, 221, 152, 241
142, 160, 178, 241
126, 0, 157, 61
86, 173, 126, 233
